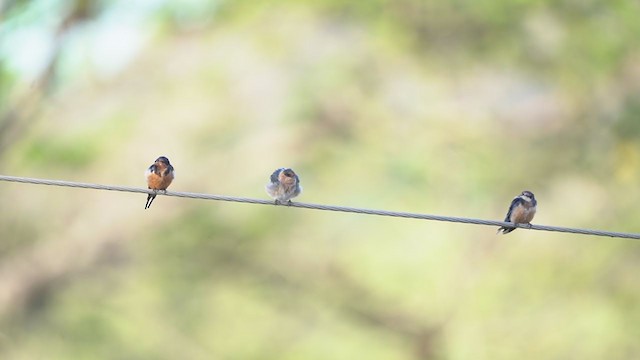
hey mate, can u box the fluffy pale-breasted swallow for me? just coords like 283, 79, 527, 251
497, 190, 537, 234
265, 167, 302, 205
145, 156, 175, 209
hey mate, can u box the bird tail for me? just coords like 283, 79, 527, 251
145, 194, 156, 209
497, 226, 516, 235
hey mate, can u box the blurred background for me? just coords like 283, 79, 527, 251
1, 0, 640, 358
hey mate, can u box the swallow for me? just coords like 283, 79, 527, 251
265, 167, 302, 205
145, 156, 175, 209
497, 190, 537, 234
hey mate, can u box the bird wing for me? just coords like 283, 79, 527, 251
270, 168, 284, 183
163, 164, 174, 177
146, 164, 157, 175
503, 197, 524, 222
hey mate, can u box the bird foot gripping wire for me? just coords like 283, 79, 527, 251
273, 199, 294, 206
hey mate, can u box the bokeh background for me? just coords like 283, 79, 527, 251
2, 0, 640, 359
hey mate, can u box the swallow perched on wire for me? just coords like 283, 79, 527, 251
145, 156, 175, 209
497, 190, 537, 234
265, 167, 302, 205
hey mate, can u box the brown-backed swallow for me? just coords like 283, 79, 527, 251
265, 167, 302, 205
497, 190, 537, 234
145, 156, 175, 209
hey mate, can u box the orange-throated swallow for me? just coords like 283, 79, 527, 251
145, 156, 175, 209
497, 190, 537, 234
265, 167, 302, 205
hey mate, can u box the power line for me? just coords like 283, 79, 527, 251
1, 174, 639, 240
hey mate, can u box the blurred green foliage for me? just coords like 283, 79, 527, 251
1, 0, 640, 359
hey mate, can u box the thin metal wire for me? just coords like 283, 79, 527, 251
1, 174, 639, 240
